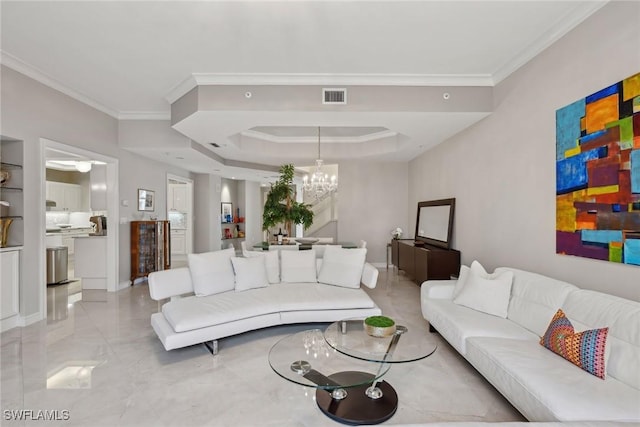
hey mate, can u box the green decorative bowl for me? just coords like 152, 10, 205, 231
363, 316, 396, 338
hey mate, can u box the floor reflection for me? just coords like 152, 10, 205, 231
46, 281, 82, 323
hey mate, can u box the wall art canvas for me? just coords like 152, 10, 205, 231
556, 71, 640, 265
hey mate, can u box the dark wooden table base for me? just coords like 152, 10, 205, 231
315, 371, 398, 425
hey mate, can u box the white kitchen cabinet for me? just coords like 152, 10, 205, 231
74, 236, 106, 290
62, 235, 74, 256
170, 229, 186, 254
0, 249, 20, 326
46, 181, 82, 211
168, 184, 188, 212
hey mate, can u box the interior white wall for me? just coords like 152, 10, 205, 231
0, 66, 198, 320
243, 181, 263, 246
337, 160, 409, 264
1, 66, 120, 320
193, 173, 221, 253
408, 1, 640, 301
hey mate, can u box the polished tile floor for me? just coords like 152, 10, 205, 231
1, 268, 525, 426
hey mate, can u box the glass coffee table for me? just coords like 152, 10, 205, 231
268, 320, 437, 425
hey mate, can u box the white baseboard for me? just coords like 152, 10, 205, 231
18, 312, 43, 327
118, 281, 131, 291
370, 262, 387, 268
0, 315, 19, 332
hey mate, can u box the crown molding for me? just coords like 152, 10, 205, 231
1, 50, 120, 119
118, 111, 171, 120
192, 73, 494, 87
164, 74, 199, 104
240, 129, 397, 144
492, 1, 609, 84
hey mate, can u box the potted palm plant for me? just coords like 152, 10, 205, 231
262, 164, 314, 240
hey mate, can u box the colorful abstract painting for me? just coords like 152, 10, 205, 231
556, 71, 640, 266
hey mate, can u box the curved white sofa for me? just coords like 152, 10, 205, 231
421, 266, 640, 423
148, 247, 381, 352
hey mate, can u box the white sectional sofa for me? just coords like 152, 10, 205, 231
421, 266, 640, 423
148, 247, 381, 352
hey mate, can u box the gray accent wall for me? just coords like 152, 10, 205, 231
337, 160, 409, 264
408, 1, 640, 301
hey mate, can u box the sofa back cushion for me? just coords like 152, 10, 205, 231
280, 249, 317, 283
188, 248, 235, 296
318, 246, 367, 288
244, 250, 280, 284
231, 256, 269, 292
453, 261, 513, 318
497, 267, 578, 336
562, 289, 640, 390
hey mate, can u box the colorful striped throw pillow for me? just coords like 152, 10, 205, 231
540, 309, 608, 379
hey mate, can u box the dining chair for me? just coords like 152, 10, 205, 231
316, 237, 335, 244
269, 244, 299, 251
312, 244, 341, 258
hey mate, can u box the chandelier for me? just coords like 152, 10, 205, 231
302, 127, 338, 199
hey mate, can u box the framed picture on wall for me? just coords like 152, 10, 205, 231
221, 202, 233, 223
138, 189, 155, 212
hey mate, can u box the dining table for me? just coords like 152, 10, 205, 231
252, 241, 357, 251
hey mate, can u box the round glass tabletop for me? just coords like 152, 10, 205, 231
324, 319, 437, 363
268, 329, 390, 390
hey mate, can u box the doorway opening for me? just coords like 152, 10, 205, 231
166, 174, 193, 268
41, 138, 119, 320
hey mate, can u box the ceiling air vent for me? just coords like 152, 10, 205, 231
209, 142, 220, 148
323, 88, 347, 105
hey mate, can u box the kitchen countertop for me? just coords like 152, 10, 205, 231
46, 225, 93, 233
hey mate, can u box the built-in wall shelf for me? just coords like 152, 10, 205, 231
1, 137, 24, 249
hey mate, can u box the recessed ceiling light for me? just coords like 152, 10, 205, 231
443, 92, 450, 100
245, 91, 252, 99
210, 142, 220, 148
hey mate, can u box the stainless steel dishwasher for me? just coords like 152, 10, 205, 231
46, 246, 68, 285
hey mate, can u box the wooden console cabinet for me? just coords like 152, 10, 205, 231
391, 240, 460, 284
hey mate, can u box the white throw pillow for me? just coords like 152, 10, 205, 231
244, 250, 280, 284
280, 250, 317, 283
318, 246, 367, 288
453, 261, 513, 318
231, 256, 269, 292
452, 264, 470, 298
188, 248, 235, 296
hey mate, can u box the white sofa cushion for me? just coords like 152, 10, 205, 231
423, 297, 537, 355
280, 250, 317, 283
466, 336, 640, 422
318, 246, 367, 288
244, 250, 280, 284
562, 289, 640, 391
161, 282, 378, 333
497, 267, 578, 336
272, 282, 378, 312
188, 248, 235, 296
231, 256, 269, 292
452, 264, 470, 298
454, 261, 513, 318
162, 286, 282, 332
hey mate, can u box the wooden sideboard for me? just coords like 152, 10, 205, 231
391, 239, 460, 284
